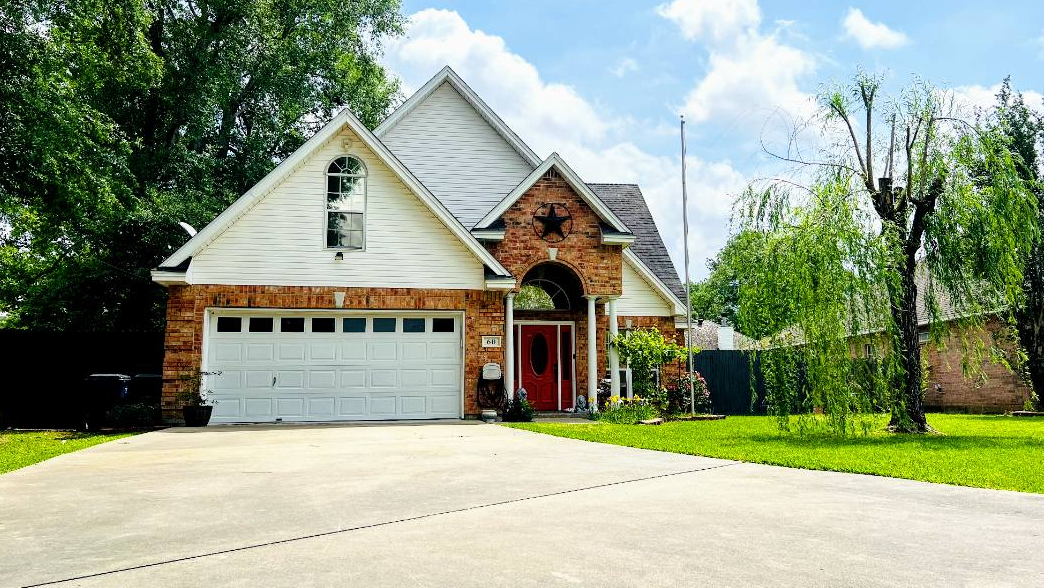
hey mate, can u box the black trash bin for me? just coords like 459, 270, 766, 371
82, 374, 132, 431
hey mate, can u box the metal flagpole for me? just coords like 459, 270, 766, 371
680, 115, 696, 414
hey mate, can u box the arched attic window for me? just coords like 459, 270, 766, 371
326, 156, 367, 249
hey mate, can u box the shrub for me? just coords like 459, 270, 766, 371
502, 397, 535, 422
595, 396, 657, 424
665, 372, 712, 414
611, 328, 689, 399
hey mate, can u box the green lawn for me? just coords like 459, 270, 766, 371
506, 414, 1044, 493
0, 430, 137, 474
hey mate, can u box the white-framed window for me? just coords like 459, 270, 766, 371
326, 156, 366, 249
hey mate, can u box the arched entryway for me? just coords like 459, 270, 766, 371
511, 263, 586, 411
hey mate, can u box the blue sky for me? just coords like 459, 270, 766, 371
383, 1, 1044, 280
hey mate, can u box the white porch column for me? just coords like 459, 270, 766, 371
607, 298, 620, 398
504, 292, 515, 401
586, 295, 598, 411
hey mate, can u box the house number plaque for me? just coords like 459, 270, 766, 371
481, 335, 502, 348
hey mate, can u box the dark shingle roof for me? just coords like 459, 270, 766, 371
587, 183, 686, 302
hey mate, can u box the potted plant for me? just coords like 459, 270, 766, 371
177, 370, 220, 427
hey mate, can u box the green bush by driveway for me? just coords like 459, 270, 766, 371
507, 414, 1044, 493
0, 430, 136, 474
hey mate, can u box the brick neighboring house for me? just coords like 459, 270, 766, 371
853, 269, 1033, 413
151, 67, 688, 424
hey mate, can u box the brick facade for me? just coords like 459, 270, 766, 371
851, 318, 1033, 413
922, 318, 1033, 413
161, 285, 504, 422
157, 172, 687, 422
485, 170, 622, 297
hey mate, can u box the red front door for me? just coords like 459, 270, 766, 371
519, 325, 558, 410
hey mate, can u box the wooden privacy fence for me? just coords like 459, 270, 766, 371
0, 331, 164, 428
691, 350, 767, 415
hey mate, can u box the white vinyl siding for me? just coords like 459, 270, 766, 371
187, 126, 485, 289
617, 259, 675, 317
380, 82, 534, 228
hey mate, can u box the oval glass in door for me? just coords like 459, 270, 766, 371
530, 333, 549, 375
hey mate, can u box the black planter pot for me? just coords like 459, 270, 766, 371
182, 405, 213, 427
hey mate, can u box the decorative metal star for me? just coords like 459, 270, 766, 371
534, 204, 571, 241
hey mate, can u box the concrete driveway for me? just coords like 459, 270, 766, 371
1, 423, 1042, 588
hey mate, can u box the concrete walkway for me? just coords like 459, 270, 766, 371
1, 422, 1042, 587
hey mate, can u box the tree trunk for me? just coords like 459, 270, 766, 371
1016, 241, 1044, 409
888, 254, 928, 432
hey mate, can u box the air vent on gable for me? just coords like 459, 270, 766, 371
543, 169, 560, 180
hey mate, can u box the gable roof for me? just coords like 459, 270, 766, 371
474, 153, 632, 233
589, 184, 686, 302
157, 107, 511, 278
375, 66, 541, 167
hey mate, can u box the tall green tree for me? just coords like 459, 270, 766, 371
689, 230, 780, 335
990, 79, 1044, 408
0, 0, 404, 331
738, 74, 1038, 433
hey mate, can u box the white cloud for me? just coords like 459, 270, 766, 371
952, 82, 1044, 114
842, 8, 909, 50
655, 0, 761, 45
383, 9, 750, 280
610, 57, 639, 78
658, 0, 816, 127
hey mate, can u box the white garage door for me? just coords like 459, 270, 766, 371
204, 312, 463, 423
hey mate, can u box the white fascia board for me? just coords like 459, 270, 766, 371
471, 228, 506, 241
623, 249, 686, 317
601, 231, 636, 246
484, 277, 517, 291
474, 153, 631, 233
151, 270, 187, 286
159, 107, 511, 278
375, 66, 542, 168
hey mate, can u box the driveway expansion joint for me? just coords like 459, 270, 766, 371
20, 461, 740, 588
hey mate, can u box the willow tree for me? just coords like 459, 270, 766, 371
738, 74, 1038, 433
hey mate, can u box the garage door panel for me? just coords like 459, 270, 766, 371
213, 343, 242, 363
276, 371, 304, 388
341, 341, 366, 360
246, 344, 274, 361
244, 398, 273, 417
400, 369, 428, 388
340, 370, 366, 388
211, 397, 241, 418
276, 398, 304, 416
338, 396, 367, 416
214, 371, 242, 390
245, 370, 273, 388
308, 370, 337, 388
278, 343, 306, 361
309, 342, 337, 361
401, 342, 427, 361
400, 396, 426, 414
369, 342, 397, 361
429, 341, 459, 360
431, 368, 459, 387
207, 312, 463, 423
370, 370, 397, 388
307, 397, 336, 417
369, 396, 396, 415
430, 395, 460, 415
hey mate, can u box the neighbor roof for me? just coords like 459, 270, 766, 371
589, 184, 686, 302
